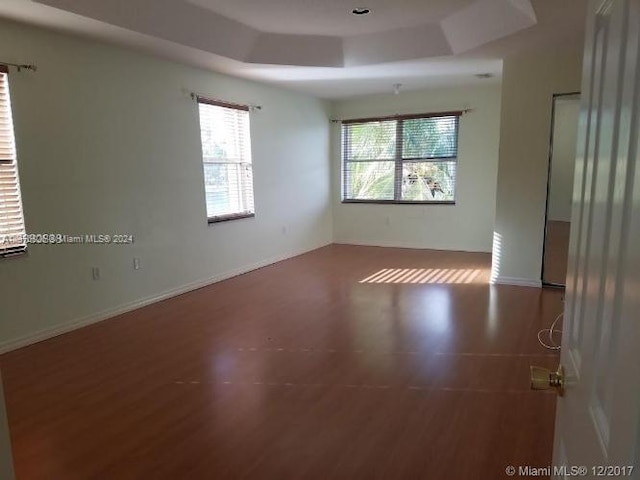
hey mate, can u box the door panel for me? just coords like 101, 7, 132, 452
554, 0, 640, 476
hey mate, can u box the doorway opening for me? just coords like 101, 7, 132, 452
542, 92, 581, 288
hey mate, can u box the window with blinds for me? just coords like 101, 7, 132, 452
342, 113, 460, 204
197, 97, 255, 223
0, 65, 26, 256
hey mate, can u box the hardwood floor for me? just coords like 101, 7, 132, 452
0, 245, 562, 480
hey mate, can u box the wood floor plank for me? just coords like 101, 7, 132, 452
0, 245, 562, 479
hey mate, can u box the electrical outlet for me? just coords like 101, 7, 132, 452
133, 257, 141, 270
91, 267, 101, 281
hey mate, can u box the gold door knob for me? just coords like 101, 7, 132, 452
530, 365, 565, 396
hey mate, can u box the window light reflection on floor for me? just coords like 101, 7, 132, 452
359, 268, 482, 284
490, 231, 503, 284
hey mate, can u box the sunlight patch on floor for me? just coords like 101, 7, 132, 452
359, 268, 483, 284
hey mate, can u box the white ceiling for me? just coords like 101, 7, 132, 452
0, 0, 587, 99
186, 0, 477, 36
22, 0, 539, 67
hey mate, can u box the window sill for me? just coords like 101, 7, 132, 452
341, 200, 456, 206
208, 212, 255, 224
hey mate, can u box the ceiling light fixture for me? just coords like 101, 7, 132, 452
352, 8, 371, 15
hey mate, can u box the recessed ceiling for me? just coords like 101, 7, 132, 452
0, 0, 587, 99
186, 0, 477, 36
22, 0, 539, 67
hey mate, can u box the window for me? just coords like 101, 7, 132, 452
197, 97, 255, 223
342, 112, 460, 204
0, 65, 26, 257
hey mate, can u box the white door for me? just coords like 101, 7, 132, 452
553, 0, 640, 477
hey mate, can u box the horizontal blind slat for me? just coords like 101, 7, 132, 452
0, 210, 23, 216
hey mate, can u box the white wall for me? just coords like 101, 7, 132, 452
330, 84, 502, 252
0, 20, 333, 351
548, 97, 580, 222
492, 46, 583, 286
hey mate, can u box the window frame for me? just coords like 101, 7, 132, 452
195, 95, 256, 224
340, 111, 462, 205
0, 64, 27, 258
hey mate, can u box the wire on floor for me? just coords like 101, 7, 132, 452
537, 312, 563, 350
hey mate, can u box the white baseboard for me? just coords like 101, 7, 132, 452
491, 276, 542, 288
335, 239, 491, 254
0, 243, 329, 354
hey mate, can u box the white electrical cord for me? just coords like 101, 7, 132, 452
537, 312, 563, 350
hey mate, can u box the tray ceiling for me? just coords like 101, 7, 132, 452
185, 0, 477, 36
27, 0, 538, 67
0, 0, 587, 98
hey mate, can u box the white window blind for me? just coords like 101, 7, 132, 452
197, 97, 255, 223
342, 112, 460, 203
0, 65, 26, 256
